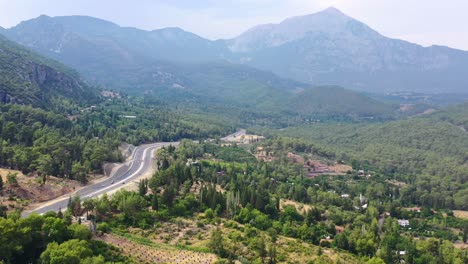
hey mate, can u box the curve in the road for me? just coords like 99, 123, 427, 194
22, 142, 178, 217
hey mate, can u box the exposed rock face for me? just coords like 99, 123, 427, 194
0, 34, 97, 108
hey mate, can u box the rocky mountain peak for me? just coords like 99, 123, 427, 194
321, 6, 345, 16
228, 7, 357, 52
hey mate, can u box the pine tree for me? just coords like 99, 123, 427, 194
57, 208, 63, 219
67, 196, 72, 211
268, 244, 277, 264
151, 194, 159, 211
226, 191, 240, 218
208, 227, 226, 258
463, 223, 468, 243
257, 237, 267, 263
138, 179, 147, 196
162, 158, 170, 170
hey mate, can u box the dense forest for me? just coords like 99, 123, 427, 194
0, 98, 232, 183
256, 103, 468, 210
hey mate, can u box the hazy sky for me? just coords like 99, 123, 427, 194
1, 0, 467, 50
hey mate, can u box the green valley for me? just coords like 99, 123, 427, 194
0, 4, 467, 264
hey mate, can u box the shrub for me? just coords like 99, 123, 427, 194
6, 173, 18, 187
97, 222, 111, 233
205, 208, 215, 219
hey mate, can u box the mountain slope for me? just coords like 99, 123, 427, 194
6, 11, 468, 96
0, 33, 97, 109
3, 15, 227, 85
226, 7, 468, 94
290, 86, 396, 118
2, 15, 306, 110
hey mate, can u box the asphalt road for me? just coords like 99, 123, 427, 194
220, 129, 246, 141
22, 142, 178, 217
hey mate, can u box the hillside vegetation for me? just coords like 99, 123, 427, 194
289, 86, 397, 119
0, 34, 97, 110
278, 103, 468, 209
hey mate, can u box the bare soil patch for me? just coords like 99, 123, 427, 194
453, 210, 468, 219
0, 168, 81, 213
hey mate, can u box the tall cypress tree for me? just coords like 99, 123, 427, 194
152, 194, 159, 211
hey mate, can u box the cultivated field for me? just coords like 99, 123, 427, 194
97, 233, 217, 264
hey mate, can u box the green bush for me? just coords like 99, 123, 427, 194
97, 222, 111, 233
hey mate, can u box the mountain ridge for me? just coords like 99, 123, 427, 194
3, 8, 468, 95
223, 7, 468, 93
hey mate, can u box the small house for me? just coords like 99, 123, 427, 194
397, 219, 410, 227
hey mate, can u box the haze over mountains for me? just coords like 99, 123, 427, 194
1, 6, 467, 102
3, 7, 468, 95
227, 7, 468, 94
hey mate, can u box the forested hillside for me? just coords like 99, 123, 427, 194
0, 32, 235, 183
0, 98, 233, 183
277, 103, 468, 209
0, 34, 97, 110
289, 86, 397, 120
51, 140, 465, 263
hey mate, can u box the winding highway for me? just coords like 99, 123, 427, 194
22, 142, 178, 217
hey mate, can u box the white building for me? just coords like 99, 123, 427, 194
397, 219, 410, 227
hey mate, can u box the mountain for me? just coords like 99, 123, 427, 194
1, 15, 302, 109
5, 9, 466, 98
0, 33, 97, 109
3, 15, 228, 92
226, 7, 468, 94
228, 7, 353, 52
6, 15, 224, 63
3, 15, 239, 100
6, 9, 468, 96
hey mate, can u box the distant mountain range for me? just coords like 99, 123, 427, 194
0, 26, 398, 120
226, 7, 468, 94
3, 7, 468, 95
